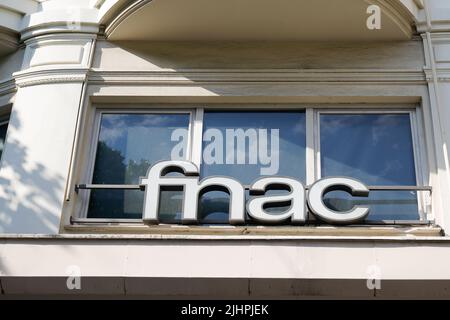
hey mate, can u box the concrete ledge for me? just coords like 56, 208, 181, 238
61, 224, 444, 239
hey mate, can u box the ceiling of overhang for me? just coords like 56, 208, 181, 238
0, 45, 14, 57
106, 0, 415, 41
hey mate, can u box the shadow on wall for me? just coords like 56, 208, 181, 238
100, 41, 425, 71
0, 113, 63, 234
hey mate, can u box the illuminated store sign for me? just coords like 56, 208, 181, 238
140, 160, 371, 225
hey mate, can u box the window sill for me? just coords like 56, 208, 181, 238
62, 223, 444, 239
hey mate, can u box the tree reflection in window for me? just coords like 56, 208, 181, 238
87, 113, 190, 219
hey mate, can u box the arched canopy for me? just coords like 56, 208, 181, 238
100, 0, 423, 41
0, 0, 425, 57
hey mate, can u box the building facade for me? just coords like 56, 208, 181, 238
1, 0, 450, 298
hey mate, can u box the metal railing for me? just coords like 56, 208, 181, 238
73, 184, 433, 225
75, 184, 432, 192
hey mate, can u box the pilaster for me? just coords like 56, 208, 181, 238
0, 21, 97, 233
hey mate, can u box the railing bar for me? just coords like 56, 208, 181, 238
76, 184, 143, 190
366, 186, 432, 191
71, 218, 433, 225
72, 218, 143, 224
76, 184, 432, 192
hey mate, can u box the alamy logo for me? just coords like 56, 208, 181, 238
367, 5, 381, 30
66, 6, 82, 31
66, 265, 81, 290
366, 265, 382, 291
171, 128, 280, 175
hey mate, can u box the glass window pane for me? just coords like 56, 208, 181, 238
320, 113, 419, 221
87, 113, 190, 219
200, 111, 306, 223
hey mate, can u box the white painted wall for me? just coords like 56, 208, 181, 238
2, 237, 450, 279
0, 50, 25, 83
1, 236, 450, 297
0, 83, 83, 233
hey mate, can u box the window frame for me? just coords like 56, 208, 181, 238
315, 108, 428, 221
76, 105, 430, 224
78, 108, 196, 220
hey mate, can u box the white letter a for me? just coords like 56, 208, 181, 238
367, 5, 381, 30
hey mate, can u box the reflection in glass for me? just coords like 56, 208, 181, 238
320, 113, 419, 221
200, 111, 306, 223
87, 113, 190, 219
198, 189, 293, 224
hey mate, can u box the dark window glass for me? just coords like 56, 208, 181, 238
320, 113, 419, 221
87, 113, 190, 219
200, 111, 306, 223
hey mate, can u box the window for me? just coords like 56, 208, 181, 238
0, 118, 9, 160
200, 111, 306, 223
81, 107, 426, 224
318, 112, 420, 221
86, 111, 192, 219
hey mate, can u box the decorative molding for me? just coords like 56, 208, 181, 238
88, 69, 427, 85
5, 67, 429, 90
424, 68, 450, 82
420, 32, 450, 41
370, 0, 415, 37
434, 44, 450, 63
104, 0, 152, 38
420, 33, 450, 68
92, 0, 108, 9
0, 79, 17, 96
19, 5, 100, 41
413, 0, 424, 10
20, 23, 100, 42
0, 28, 19, 50
28, 44, 85, 68
3, 65, 430, 89
21, 34, 96, 71
417, 20, 450, 33
14, 68, 89, 88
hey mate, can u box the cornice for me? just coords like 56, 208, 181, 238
20, 23, 100, 42
88, 69, 427, 85
0, 27, 20, 55
424, 68, 450, 82
420, 32, 450, 42
19, 7, 100, 41
3, 68, 429, 90
0, 78, 17, 96
0, 28, 19, 48
417, 20, 450, 33
13, 68, 89, 88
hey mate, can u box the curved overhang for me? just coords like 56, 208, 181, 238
101, 0, 423, 42
0, 0, 426, 57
